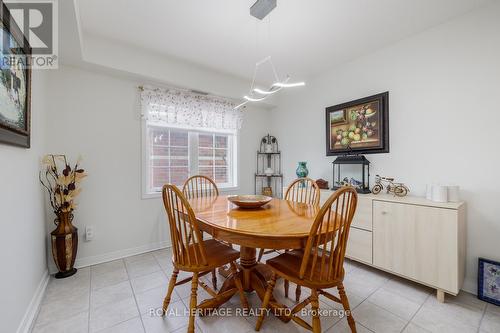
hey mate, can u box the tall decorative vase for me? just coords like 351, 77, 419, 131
51, 211, 78, 278
296, 162, 309, 178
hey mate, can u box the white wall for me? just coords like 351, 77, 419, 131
77, 34, 279, 109
0, 71, 49, 332
44, 65, 270, 270
270, 2, 500, 293
82, 35, 251, 100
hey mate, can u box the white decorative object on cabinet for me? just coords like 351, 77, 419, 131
318, 190, 466, 302
447, 185, 461, 202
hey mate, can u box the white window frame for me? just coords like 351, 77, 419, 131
141, 120, 239, 199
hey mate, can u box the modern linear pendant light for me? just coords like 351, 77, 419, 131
235, 0, 305, 109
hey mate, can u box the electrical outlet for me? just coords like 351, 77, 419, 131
85, 226, 94, 241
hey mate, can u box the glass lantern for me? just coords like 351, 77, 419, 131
332, 155, 371, 194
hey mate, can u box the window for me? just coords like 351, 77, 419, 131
140, 85, 242, 197
147, 126, 189, 189
198, 132, 232, 185
144, 124, 237, 196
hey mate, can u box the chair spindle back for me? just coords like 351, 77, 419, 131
183, 175, 219, 199
285, 177, 320, 206
299, 187, 358, 282
162, 184, 208, 268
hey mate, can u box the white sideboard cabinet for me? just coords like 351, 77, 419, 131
318, 190, 466, 302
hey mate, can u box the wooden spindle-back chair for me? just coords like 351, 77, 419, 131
182, 175, 219, 199
161, 184, 248, 333
258, 177, 320, 264
182, 175, 220, 289
164, 184, 207, 270
258, 177, 321, 300
256, 187, 358, 333
284, 177, 321, 206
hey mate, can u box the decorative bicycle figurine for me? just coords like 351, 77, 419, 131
372, 175, 409, 197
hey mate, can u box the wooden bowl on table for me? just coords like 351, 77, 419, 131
227, 195, 272, 209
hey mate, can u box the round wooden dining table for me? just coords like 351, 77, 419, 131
188, 195, 320, 320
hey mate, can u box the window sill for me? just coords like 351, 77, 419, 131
142, 186, 240, 200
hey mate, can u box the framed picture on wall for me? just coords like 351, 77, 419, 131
478, 257, 500, 306
0, 0, 32, 148
325, 92, 389, 155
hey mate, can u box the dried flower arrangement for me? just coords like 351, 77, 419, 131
40, 154, 87, 278
39, 154, 87, 214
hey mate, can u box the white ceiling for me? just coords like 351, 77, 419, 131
77, 0, 491, 84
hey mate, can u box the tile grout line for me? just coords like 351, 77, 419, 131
358, 273, 439, 327
31, 274, 91, 332
123, 258, 147, 333
318, 271, 390, 332
90, 251, 172, 332
267, 265, 379, 331
151, 251, 185, 306
90, 260, 146, 332
90, 261, 131, 292
350, 272, 391, 309
371, 284, 429, 323
344, 270, 382, 333
398, 293, 432, 333
152, 251, 171, 276
345, 275, 403, 332
477, 304, 487, 333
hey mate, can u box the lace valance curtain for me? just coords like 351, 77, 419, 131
140, 86, 243, 130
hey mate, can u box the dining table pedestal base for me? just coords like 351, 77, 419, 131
202, 245, 290, 322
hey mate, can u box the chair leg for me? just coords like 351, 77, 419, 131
295, 285, 302, 302
230, 261, 249, 310
162, 268, 179, 315
188, 273, 198, 333
310, 289, 321, 333
338, 283, 356, 333
255, 272, 277, 331
257, 248, 265, 262
284, 279, 289, 298
211, 269, 217, 290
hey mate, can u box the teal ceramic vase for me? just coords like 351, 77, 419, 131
296, 162, 309, 178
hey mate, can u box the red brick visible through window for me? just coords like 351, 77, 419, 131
149, 128, 231, 190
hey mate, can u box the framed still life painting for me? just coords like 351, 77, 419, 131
478, 257, 500, 306
326, 92, 389, 156
0, 0, 32, 148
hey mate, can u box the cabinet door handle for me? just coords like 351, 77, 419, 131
381, 211, 388, 215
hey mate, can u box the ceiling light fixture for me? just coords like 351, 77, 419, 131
235, 1, 305, 109
250, 0, 277, 20
235, 57, 305, 109
272, 81, 305, 88
244, 95, 268, 102
253, 87, 281, 95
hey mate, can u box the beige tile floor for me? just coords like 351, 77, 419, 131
31, 248, 500, 333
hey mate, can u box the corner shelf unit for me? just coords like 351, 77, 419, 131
255, 135, 283, 198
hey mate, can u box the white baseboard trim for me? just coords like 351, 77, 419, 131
49, 241, 171, 274
16, 269, 50, 333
